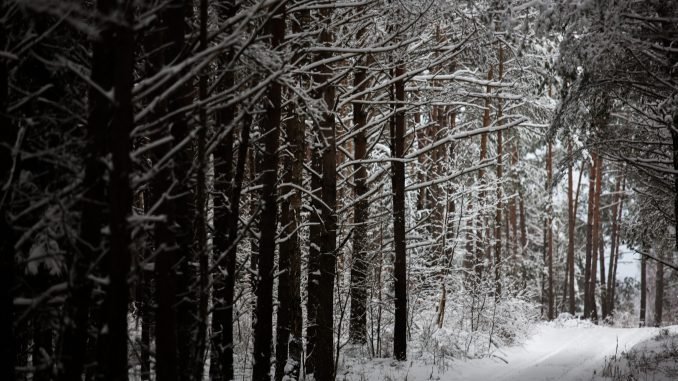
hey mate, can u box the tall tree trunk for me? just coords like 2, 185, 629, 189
0, 2, 15, 376
640, 254, 647, 327
494, 45, 504, 300
251, 4, 284, 381
605, 169, 622, 319
545, 142, 554, 320
567, 143, 576, 314
608, 172, 626, 317
275, 10, 307, 372
306, 134, 322, 377
100, 4, 134, 378
210, 4, 240, 380
598, 226, 607, 320
0, 9, 14, 380
589, 156, 603, 322
654, 253, 664, 327
583, 158, 596, 318
275, 108, 304, 381
193, 1, 209, 378
392, 63, 408, 362
164, 1, 196, 378
58, 0, 116, 377
350, 49, 369, 344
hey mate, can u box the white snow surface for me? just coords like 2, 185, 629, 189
342, 321, 676, 381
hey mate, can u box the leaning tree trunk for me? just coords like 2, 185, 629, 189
251, 3, 284, 380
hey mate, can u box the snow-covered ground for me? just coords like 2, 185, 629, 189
341, 320, 677, 381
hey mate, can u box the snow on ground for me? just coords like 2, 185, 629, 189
341, 320, 676, 381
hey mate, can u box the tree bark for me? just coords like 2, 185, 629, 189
605, 170, 622, 319
583, 158, 596, 318
350, 48, 369, 344
100, 3, 134, 378
546, 142, 554, 320
0, 2, 14, 376
588, 155, 603, 322
640, 254, 647, 326
567, 143, 576, 314
58, 0, 116, 377
251, 4, 284, 380
392, 63, 408, 361
654, 253, 664, 327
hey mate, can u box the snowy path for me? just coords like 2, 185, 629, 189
345, 322, 669, 380
452, 323, 661, 381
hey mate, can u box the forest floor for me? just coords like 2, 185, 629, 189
340, 320, 678, 381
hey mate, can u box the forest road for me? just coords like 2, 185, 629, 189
454, 323, 663, 381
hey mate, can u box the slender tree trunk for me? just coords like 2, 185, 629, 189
598, 226, 607, 320
605, 170, 622, 319
193, 1, 209, 379
0, 3, 14, 377
494, 45, 504, 300
567, 143, 576, 314
392, 63, 408, 362
210, 5, 240, 379
251, 4, 284, 380
608, 172, 625, 317
589, 155, 603, 322
546, 142, 554, 320
583, 158, 596, 318
654, 253, 664, 327
350, 49, 369, 344
640, 254, 647, 326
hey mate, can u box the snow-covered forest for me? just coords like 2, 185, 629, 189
1, 0, 678, 380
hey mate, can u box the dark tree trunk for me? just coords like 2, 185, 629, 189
275, 9, 306, 380
567, 143, 576, 315
546, 142, 554, 320
350, 51, 369, 345
494, 45, 504, 300
275, 109, 304, 381
605, 170, 622, 319
99, 4, 135, 379
392, 64, 407, 361
58, 0, 118, 378
210, 5, 240, 380
608, 172, 625, 317
306, 134, 322, 377
251, 4, 284, 380
589, 156, 603, 322
163, 2, 196, 379
583, 159, 595, 318
640, 254, 646, 326
0, 3, 14, 377
654, 256, 664, 327
306, 8, 338, 380
193, 1, 209, 378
